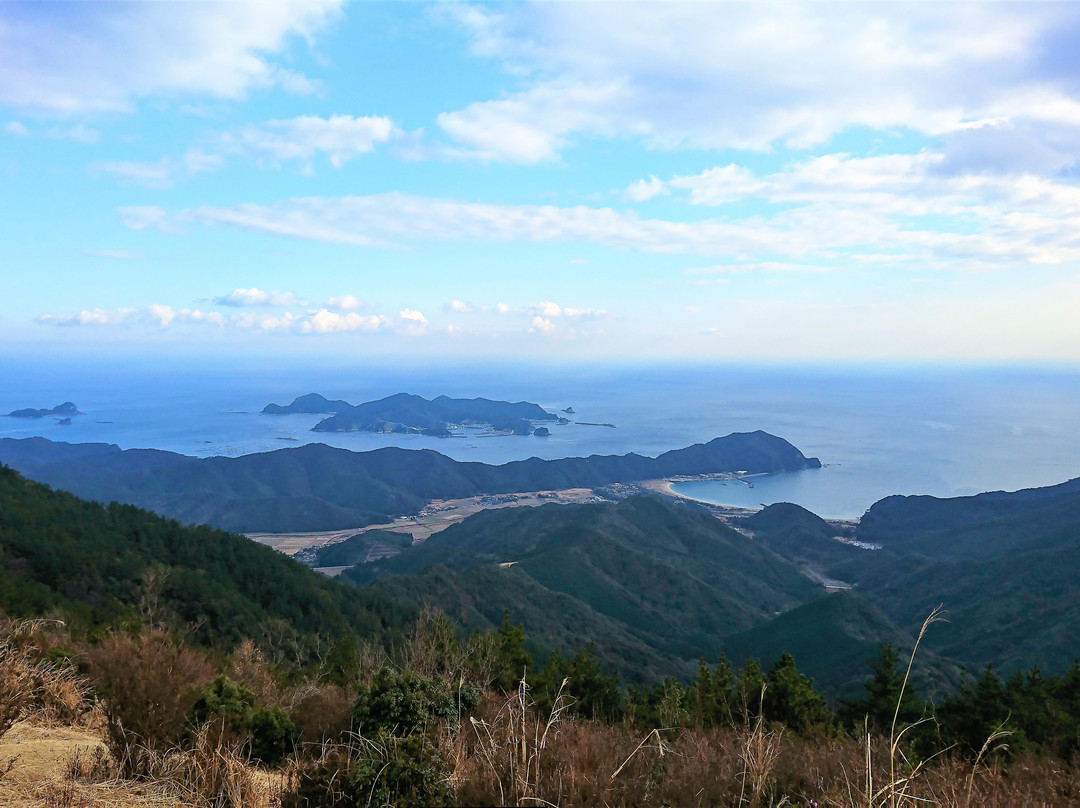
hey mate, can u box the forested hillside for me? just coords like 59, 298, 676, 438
350, 495, 822, 683
0, 465, 410, 658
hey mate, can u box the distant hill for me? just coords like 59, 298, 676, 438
262, 392, 353, 415
308, 393, 556, 436
0, 465, 409, 656
0, 432, 821, 533
740, 502, 860, 568
856, 476, 1080, 561
348, 495, 824, 684
742, 476, 1080, 678
308, 530, 412, 568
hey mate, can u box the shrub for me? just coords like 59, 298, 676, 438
287, 682, 356, 744
351, 666, 476, 737
188, 674, 297, 765
86, 629, 215, 772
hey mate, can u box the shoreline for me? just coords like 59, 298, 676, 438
643, 475, 862, 528
640, 477, 764, 516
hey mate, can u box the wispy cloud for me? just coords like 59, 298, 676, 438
324, 294, 368, 311
0, 1, 340, 115
82, 249, 147, 260
217, 287, 309, 307
441, 3, 1080, 161
140, 178, 1080, 271
222, 114, 396, 168
92, 148, 223, 189
37, 307, 138, 327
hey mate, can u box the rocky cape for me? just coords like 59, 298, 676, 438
0, 431, 820, 533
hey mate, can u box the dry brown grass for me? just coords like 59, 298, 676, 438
0, 721, 286, 808
0, 622, 91, 740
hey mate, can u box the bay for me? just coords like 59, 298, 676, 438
3, 356, 1079, 519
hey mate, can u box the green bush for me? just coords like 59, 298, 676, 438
187, 674, 296, 765
351, 666, 477, 737
280, 732, 451, 808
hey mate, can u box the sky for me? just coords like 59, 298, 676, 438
4, 1, 1080, 363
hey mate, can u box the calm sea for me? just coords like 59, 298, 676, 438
3, 357, 1079, 519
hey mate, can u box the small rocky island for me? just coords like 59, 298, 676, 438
263, 392, 557, 436
7, 402, 80, 419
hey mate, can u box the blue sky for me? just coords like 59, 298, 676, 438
4, 1, 1080, 362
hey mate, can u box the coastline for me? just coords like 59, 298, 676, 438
640, 476, 764, 516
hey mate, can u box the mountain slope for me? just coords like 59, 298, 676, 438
0, 464, 408, 656
722, 592, 959, 699
348, 496, 824, 683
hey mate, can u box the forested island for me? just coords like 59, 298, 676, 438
5, 401, 79, 419
262, 392, 557, 436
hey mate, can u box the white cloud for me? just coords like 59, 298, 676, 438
4, 121, 27, 136
437, 81, 623, 163
301, 309, 390, 334
325, 294, 365, 311
37, 307, 137, 326
398, 308, 427, 336
562, 306, 606, 320
448, 299, 473, 313
531, 301, 562, 318
257, 312, 301, 332
530, 300, 605, 320
0, 2, 340, 115
445, 325, 464, 336
439, 3, 1080, 162
623, 175, 668, 203
39, 304, 227, 329
495, 302, 511, 314
528, 316, 556, 335
224, 114, 396, 168
217, 287, 308, 307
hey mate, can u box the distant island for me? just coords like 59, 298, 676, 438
6, 401, 80, 419
261, 392, 352, 415
263, 392, 557, 437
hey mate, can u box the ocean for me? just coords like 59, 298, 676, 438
3, 357, 1080, 519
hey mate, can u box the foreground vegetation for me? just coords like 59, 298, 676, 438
3, 609, 1080, 807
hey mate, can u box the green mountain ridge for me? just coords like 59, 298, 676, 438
348, 496, 824, 684
0, 432, 821, 533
